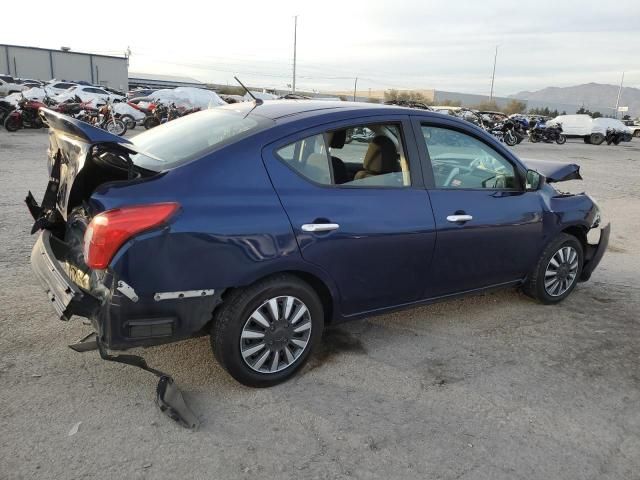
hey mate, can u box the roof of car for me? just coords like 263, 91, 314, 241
219, 99, 409, 121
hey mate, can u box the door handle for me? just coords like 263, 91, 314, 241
446, 215, 473, 223
301, 223, 340, 232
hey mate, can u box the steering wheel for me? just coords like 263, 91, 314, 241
443, 167, 460, 187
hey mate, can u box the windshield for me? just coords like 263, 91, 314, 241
130, 108, 273, 171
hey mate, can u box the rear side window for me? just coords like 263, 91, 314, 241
130, 108, 272, 171
276, 123, 411, 188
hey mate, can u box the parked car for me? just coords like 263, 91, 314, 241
0, 74, 28, 96
622, 120, 640, 137
552, 114, 632, 144
45, 81, 78, 96
55, 85, 125, 104
28, 102, 609, 402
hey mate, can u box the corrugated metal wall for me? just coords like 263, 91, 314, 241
0, 44, 128, 90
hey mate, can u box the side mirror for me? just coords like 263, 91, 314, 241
525, 169, 545, 191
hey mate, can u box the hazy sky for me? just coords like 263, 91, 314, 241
4, 0, 639, 95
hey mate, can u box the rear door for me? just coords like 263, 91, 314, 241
412, 116, 544, 298
262, 115, 437, 317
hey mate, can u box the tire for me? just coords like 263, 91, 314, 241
211, 274, 324, 387
4, 115, 21, 132
590, 133, 604, 145
634, 130, 640, 138
555, 134, 566, 145
105, 119, 126, 136
504, 131, 517, 146
613, 137, 621, 145
120, 114, 136, 130
523, 233, 583, 304
144, 116, 160, 129
529, 134, 539, 143
583, 136, 591, 144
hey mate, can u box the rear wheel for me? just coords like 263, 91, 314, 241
555, 134, 566, 144
144, 116, 160, 129
583, 136, 591, 144
590, 133, 605, 145
211, 274, 324, 387
523, 233, 583, 304
529, 134, 539, 143
634, 130, 640, 138
4, 115, 21, 132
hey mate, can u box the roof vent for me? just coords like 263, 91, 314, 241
61, 46, 71, 52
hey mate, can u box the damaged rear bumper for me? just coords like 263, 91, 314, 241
31, 230, 223, 350
31, 230, 100, 320
580, 222, 610, 281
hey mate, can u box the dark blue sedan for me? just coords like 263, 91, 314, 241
29, 101, 609, 388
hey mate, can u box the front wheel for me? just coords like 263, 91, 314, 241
105, 118, 126, 136
523, 233, 583, 304
504, 131, 517, 146
4, 114, 21, 132
555, 134, 566, 144
120, 114, 136, 130
529, 134, 539, 143
211, 274, 324, 387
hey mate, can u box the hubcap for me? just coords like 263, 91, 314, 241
544, 246, 579, 297
240, 296, 312, 374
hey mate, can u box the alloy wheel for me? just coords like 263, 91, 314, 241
544, 246, 579, 297
240, 296, 312, 373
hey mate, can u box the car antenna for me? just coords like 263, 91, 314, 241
235, 76, 263, 106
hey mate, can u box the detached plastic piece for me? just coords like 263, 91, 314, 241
94, 339, 200, 429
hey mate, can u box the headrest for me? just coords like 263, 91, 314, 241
363, 136, 398, 174
329, 130, 347, 148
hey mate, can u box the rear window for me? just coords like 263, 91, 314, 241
130, 108, 273, 171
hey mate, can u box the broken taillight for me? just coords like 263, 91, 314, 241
83, 203, 179, 269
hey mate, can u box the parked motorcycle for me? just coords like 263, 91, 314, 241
143, 102, 181, 129
488, 118, 518, 146
76, 100, 127, 136
605, 128, 625, 145
3, 94, 47, 131
529, 121, 566, 144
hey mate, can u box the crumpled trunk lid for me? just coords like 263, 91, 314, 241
39, 108, 137, 220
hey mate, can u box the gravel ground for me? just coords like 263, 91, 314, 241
0, 129, 638, 480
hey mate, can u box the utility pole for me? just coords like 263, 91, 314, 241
614, 72, 625, 118
292, 15, 298, 94
489, 45, 498, 101
353, 77, 358, 101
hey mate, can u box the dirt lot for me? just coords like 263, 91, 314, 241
1, 129, 638, 480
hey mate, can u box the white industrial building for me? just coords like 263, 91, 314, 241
0, 44, 128, 91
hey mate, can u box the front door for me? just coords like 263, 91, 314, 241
263, 117, 436, 316
415, 121, 544, 298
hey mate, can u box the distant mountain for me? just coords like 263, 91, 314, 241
510, 83, 640, 117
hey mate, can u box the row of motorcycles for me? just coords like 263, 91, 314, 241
470, 113, 566, 146
0, 93, 201, 135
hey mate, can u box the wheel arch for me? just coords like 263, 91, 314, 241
561, 224, 588, 252
213, 266, 340, 328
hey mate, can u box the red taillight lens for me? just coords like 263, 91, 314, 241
83, 203, 179, 269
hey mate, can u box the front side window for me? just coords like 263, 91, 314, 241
276, 123, 411, 188
421, 126, 519, 189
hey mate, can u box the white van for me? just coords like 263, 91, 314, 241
551, 114, 633, 144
